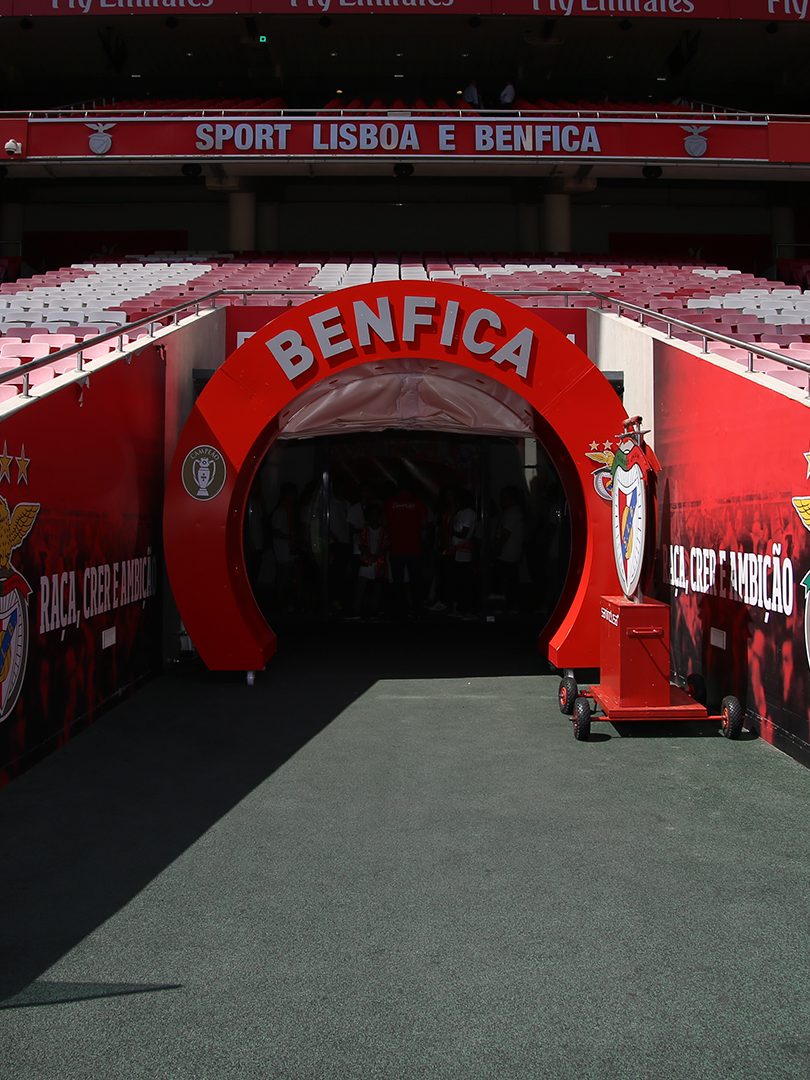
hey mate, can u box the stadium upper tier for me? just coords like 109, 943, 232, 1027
21, 98, 719, 119
1, 258, 809, 399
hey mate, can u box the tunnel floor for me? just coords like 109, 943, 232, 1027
1, 625, 809, 1080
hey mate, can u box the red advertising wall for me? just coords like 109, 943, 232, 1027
653, 343, 810, 764
10, 116, 778, 165
0, 352, 166, 785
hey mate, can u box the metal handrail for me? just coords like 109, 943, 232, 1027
4, 106, 796, 122
499, 291, 810, 380
0, 291, 225, 396
1, 287, 808, 399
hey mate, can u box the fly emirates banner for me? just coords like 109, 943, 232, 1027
5, 0, 810, 22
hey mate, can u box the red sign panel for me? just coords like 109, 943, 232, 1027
653, 341, 810, 764
17, 116, 778, 163
0, 353, 165, 786
5, 0, 810, 19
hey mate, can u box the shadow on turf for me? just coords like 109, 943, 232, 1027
609, 722, 758, 740
0, 619, 548, 1003
0, 981, 182, 1010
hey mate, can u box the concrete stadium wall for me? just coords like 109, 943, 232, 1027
161, 307, 226, 472
586, 309, 656, 448
159, 307, 227, 660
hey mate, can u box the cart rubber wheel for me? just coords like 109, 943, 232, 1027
686, 672, 707, 706
572, 697, 591, 741
559, 676, 578, 716
720, 695, 743, 740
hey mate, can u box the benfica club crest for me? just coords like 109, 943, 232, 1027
792, 456, 810, 668
0, 495, 40, 723
610, 418, 651, 599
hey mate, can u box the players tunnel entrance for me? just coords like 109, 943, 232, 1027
164, 281, 627, 673
246, 404, 570, 628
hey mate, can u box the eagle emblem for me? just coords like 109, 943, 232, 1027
0, 495, 40, 723
793, 488, 810, 670
793, 497, 810, 533
585, 445, 615, 502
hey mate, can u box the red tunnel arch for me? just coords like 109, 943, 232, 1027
164, 281, 627, 671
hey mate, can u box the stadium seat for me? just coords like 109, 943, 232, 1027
0, 343, 54, 361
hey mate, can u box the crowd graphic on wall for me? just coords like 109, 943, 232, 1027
654, 344, 810, 756
0, 357, 165, 784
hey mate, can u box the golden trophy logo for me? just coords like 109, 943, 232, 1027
182, 445, 227, 501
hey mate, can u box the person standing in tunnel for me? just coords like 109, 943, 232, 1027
385, 482, 429, 617
347, 483, 374, 613
328, 481, 353, 615
427, 487, 458, 613
529, 465, 568, 617
271, 482, 300, 614
450, 489, 477, 618
355, 502, 389, 619
496, 485, 525, 614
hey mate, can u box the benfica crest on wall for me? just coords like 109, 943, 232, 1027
792, 453, 810, 669
610, 417, 652, 600
0, 493, 40, 724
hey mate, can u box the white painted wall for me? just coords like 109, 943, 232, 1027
586, 310, 656, 448
161, 307, 226, 474
159, 307, 226, 657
